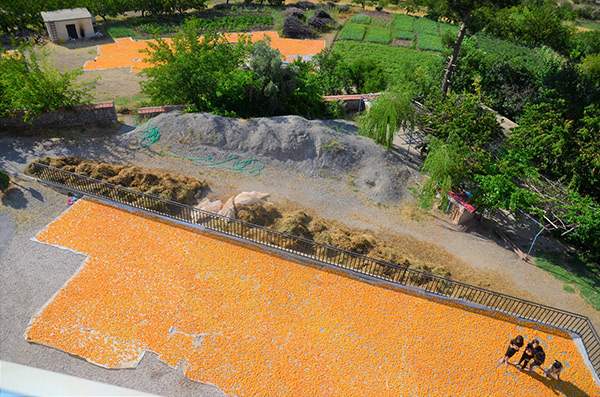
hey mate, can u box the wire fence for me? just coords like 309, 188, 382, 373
30, 162, 600, 378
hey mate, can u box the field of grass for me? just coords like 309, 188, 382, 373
339, 23, 366, 41
105, 24, 141, 39
333, 41, 442, 86
393, 29, 414, 41
350, 14, 371, 24
365, 26, 391, 44
416, 17, 439, 36
392, 14, 415, 32
474, 33, 557, 73
417, 33, 443, 52
535, 252, 600, 312
577, 19, 600, 31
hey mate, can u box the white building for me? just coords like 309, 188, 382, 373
41, 8, 95, 43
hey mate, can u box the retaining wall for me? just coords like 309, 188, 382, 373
0, 102, 117, 131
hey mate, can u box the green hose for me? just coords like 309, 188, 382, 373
138, 120, 265, 177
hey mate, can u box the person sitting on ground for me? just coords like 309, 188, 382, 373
499, 335, 524, 368
527, 349, 546, 373
518, 339, 540, 369
545, 360, 563, 381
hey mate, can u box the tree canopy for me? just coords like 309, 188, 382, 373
0, 42, 95, 121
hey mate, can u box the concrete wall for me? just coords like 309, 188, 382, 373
0, 102, 117, 131
47, 18, 94, 42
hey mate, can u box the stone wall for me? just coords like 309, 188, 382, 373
0, 102, 117, 131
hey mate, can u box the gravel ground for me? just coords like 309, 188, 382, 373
1, 113, 598, 395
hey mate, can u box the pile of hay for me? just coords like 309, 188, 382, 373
237, 202, 451, 278
25, 157, 206, 205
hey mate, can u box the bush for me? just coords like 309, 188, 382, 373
366, 26, 391, 44
284, 7, 305, 20
308, 17, 332, 32
282, 15, 315, 38
314, 9, 333, 19
339, 23, 366, 41
0, 169, 9, 192
294, 1, 316, 9
350, 14, 371, 24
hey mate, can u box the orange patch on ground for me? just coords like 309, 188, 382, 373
27, 199, 599, 396
83, 32, 326, 72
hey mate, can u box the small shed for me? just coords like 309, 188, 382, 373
446, 191, 476, 225
41, 8, 95, 43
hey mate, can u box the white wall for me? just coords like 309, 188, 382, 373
48, 18, 94, 42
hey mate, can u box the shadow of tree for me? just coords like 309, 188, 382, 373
1, 187, 27, 209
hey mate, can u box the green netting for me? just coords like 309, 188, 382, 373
138, 120, 265, 176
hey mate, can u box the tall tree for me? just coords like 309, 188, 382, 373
404, 0, 520, 99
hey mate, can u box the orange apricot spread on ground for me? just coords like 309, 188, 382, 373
84, 33, 326, 72
26, 199, 600, 396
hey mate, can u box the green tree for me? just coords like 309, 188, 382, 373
347, 58, 387, 94
482, 0, 574, 55
312, 51, 352, 95
0, 43, 96, 121
358, 86, 415, 150
419, 134, 470, 209
248, 40, 326, 117
0, 170, 9, 193
404, 0, 520, 98
141, 28, 252, 116
84, 0, 131, 20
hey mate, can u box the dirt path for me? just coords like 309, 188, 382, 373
0, 119, 597, 334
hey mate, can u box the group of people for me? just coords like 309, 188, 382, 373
499, 335, 564, 380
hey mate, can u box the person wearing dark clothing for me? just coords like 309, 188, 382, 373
499, 335, 524, 367
518, 339, 540, 369
527, 349, 546, 373
545, 360, 563, 380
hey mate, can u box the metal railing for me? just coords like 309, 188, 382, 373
30, 162, 600, 378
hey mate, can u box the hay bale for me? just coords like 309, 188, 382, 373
237, 203, 281, 226
275, 210, 313, 238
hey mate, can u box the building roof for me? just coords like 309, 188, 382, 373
41, 8, 91, 23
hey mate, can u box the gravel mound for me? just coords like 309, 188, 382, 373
119, 112, 412, 204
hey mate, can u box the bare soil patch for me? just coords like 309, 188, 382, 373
360, 10, 393, 19
393, 39, 411, 47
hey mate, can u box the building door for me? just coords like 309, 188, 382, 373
66, 24, 78, 39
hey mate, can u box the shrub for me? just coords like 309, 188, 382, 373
294, 1, 316, 9
366, 26, 391, 44
284, 7, 305, 20
308, 17, 332, 32
350, 14, 371, 24
314, 9, 333, 20
282, 16, 314, 38
339, 23, 366, 41
0, 169, 9, 192
417, 33, 443, 52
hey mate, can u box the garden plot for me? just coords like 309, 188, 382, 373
25, 198, 600, 396
83, 32, 325, 72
